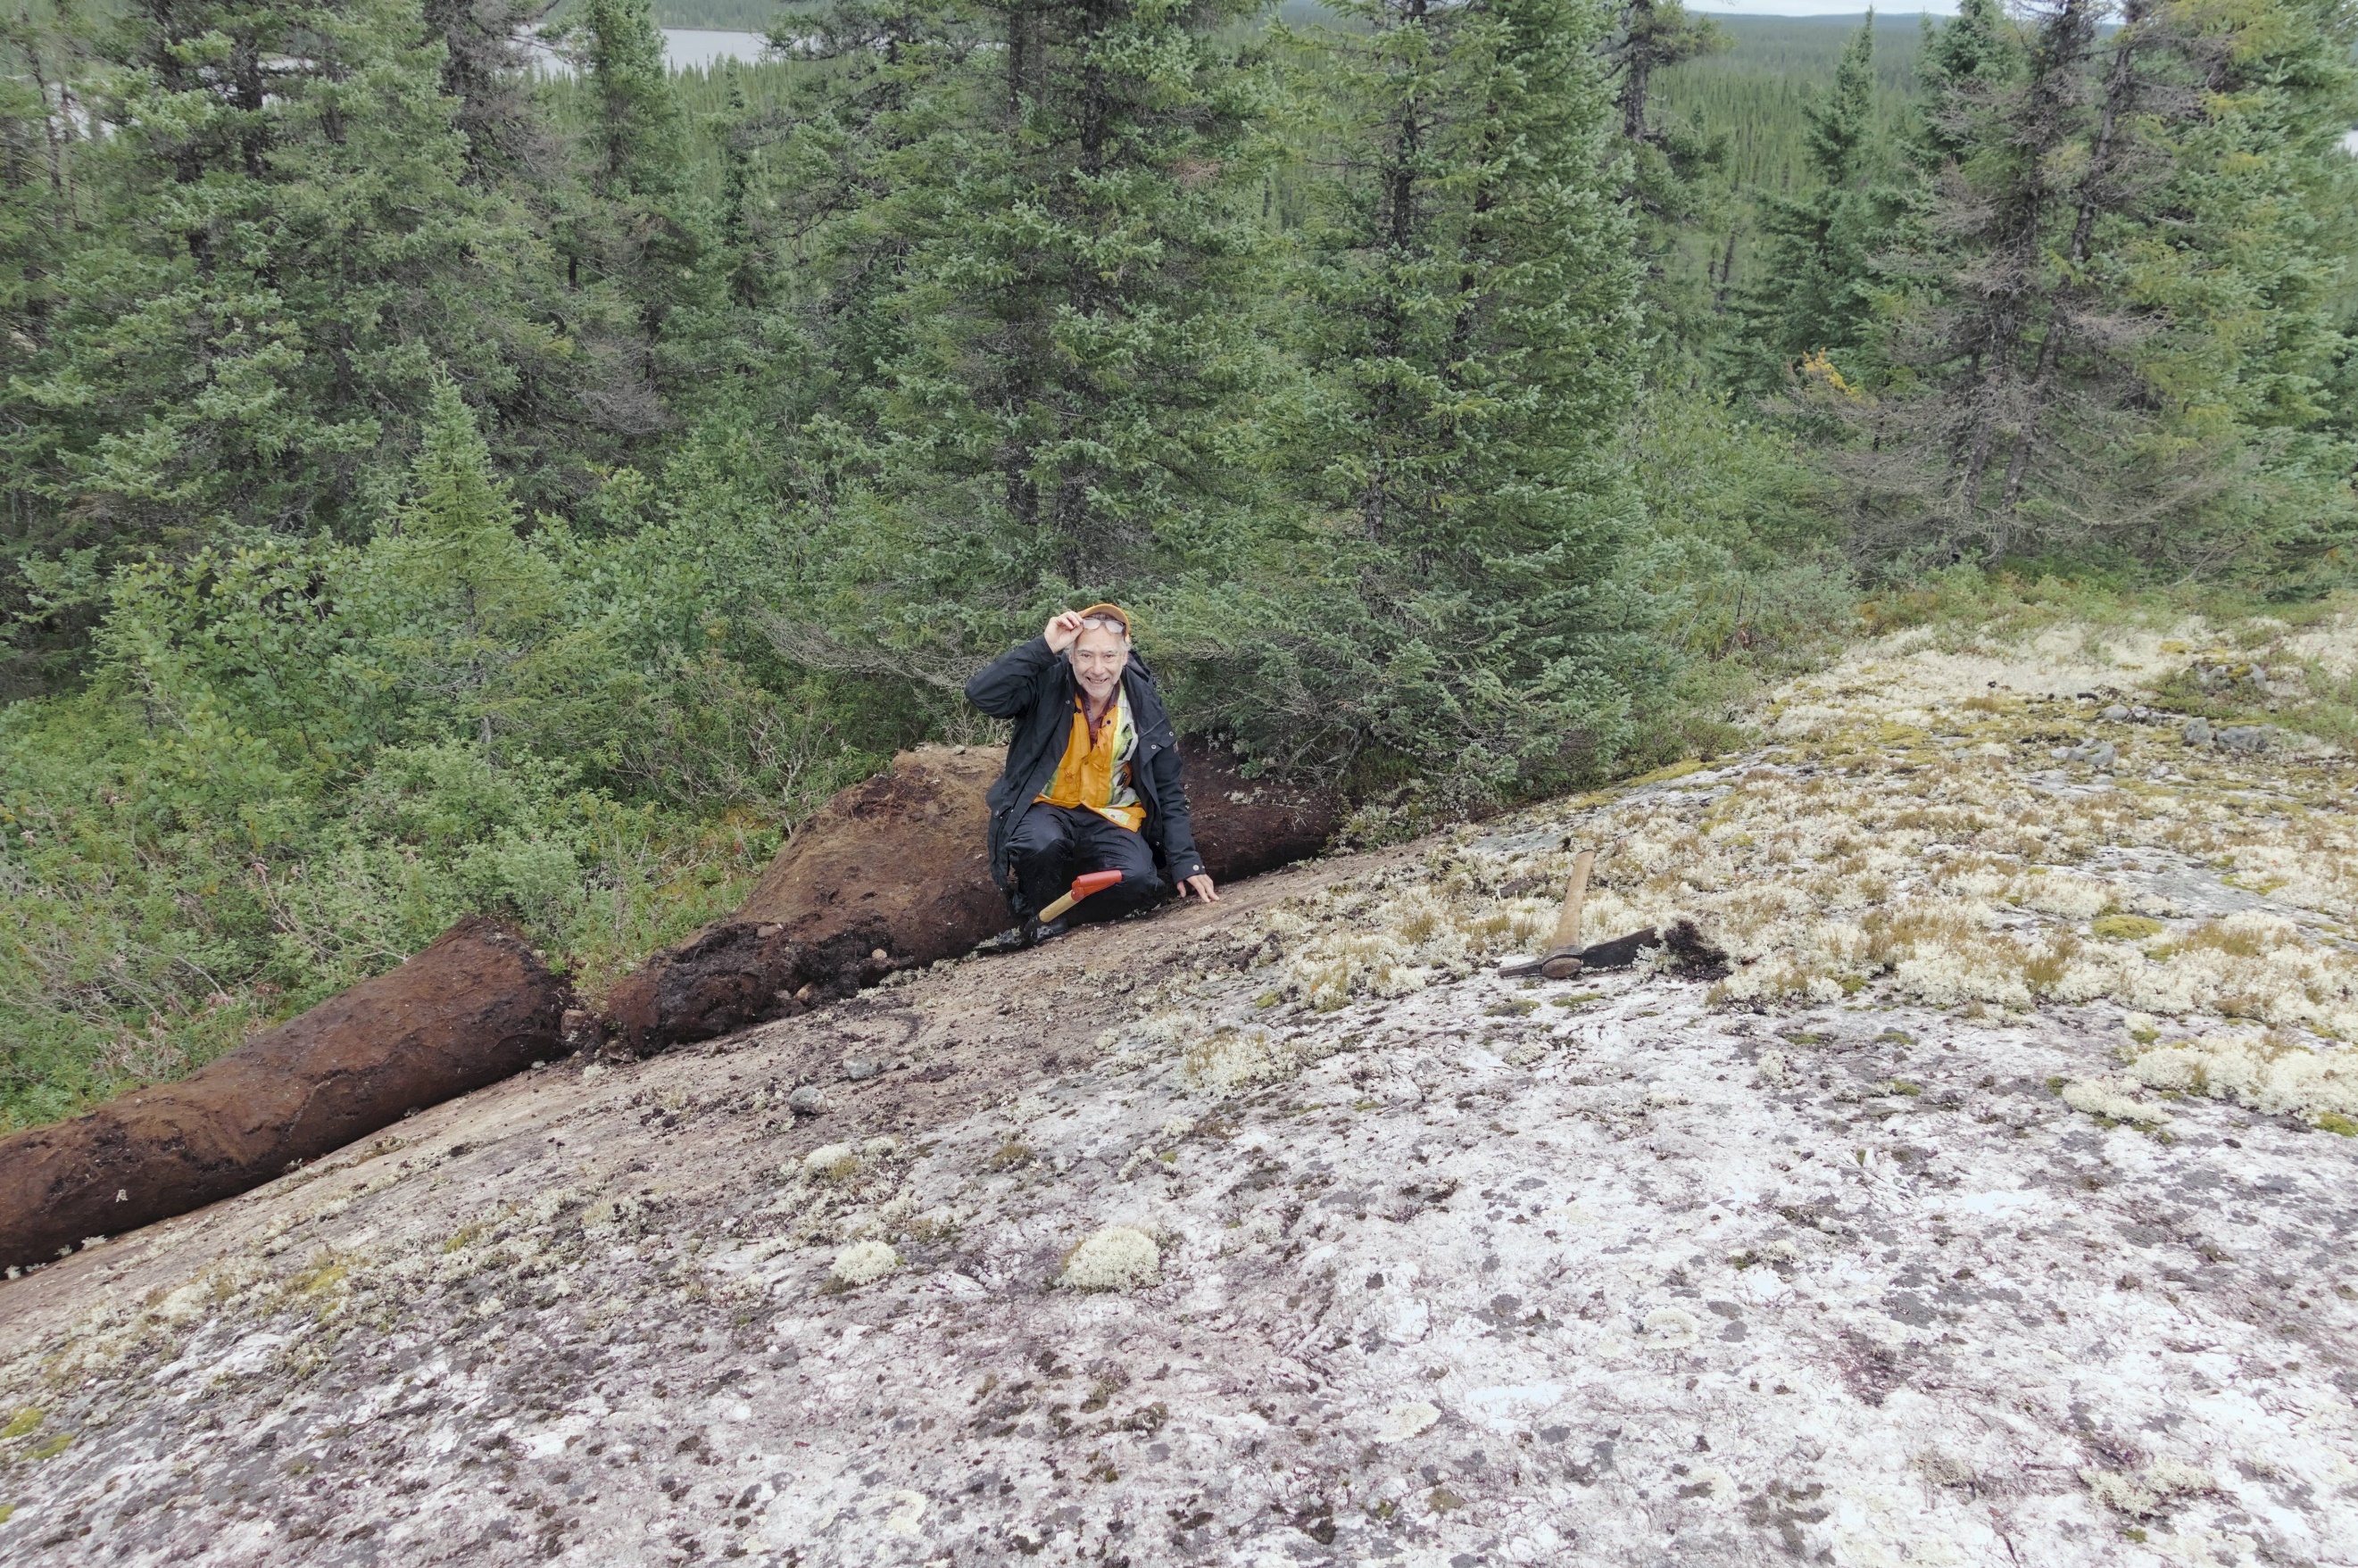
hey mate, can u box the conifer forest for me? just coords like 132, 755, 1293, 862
0, 0, 2353, 1131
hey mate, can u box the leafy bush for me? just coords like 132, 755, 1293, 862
0, 387, 879, 1132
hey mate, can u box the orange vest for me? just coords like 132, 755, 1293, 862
1036, 693, 1146, 832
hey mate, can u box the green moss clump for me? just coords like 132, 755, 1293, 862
2092, 914, 2166, 941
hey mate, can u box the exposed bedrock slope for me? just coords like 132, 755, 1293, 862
0, 802, 2351, 1566
606, 739, 1341, 1053
4, 630, 2354, 1566
0, 917, 565, 1273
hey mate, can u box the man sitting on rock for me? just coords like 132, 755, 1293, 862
966, 604, 1218, 947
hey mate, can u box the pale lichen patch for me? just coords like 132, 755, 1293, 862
1370, 1401, 1440, 1442
2083, 1460, 2218, 1517
2127, 1030, 2358, 1126
801, 1143, 859, 1181
1060, 1227, 1159, 1292
827, 1241, 898, 1290
2060, 1076, 2172, 1127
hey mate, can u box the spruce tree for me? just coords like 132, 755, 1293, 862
1828, 0, 2358, 577
17, 0, 544, 557
417, 0, 610, 515
419, 0, 553, 178
2118, 0, 2358, 579
560, 0, 706, 402
1225, 0, 1654, 797
716, 68, 755, 259
0, 1, 94, 692
785, 0, 1280, 674
1724, 12, 1906, 393
1603, 0, 1728, 353
361, 375, 563, 756
753, 0, 976, 410
582, 0, 685, 203
1907, 0, 2018, 170
1831, 0, 2129, 564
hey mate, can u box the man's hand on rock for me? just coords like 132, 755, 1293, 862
1044, 610, 1087, 653
1181, 874, 1219, 902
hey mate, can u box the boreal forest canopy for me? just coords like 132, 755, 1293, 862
0, 0, 2353, 1128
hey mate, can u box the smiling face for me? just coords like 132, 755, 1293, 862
1070, 622, 1129, 708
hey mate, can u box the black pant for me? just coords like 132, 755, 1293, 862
1009, 804, 1163, 924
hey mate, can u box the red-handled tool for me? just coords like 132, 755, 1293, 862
1036, 869, 1123, 923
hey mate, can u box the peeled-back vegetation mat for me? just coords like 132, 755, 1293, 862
0, 918, 569, 1273
0, 621, 2352, 1564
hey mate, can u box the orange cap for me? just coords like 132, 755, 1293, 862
1075, 603, 1134, 640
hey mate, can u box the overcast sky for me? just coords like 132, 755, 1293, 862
1690, 2, 1962, 15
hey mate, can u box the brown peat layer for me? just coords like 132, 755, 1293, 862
0, 918, 565, 1274
606, 739, 1341, 1053
0, 740, 1340, 1277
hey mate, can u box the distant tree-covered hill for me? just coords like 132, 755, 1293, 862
1659, 13, 1925, 193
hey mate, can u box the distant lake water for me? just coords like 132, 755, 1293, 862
660, 29, 771, 71
527, 28, 771, 75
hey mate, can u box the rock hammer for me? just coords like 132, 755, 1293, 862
1498, 849, 1594, 980
1037, 868, 1124, 923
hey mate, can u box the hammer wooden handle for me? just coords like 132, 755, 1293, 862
1547, 850, 1595, 952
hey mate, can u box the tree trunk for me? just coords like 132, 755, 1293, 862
1999, 0, 2146, 514
1951, 0, 2099, 543
1620, 0, 1656, 142
1007, 0, 1039, 117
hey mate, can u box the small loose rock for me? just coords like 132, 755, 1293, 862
787, 1084, 826, 1116
560, 1008, 604, 1053
2055, 739, 2117, 768
842, 1058, 881, 1083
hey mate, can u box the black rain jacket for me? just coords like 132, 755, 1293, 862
964, 636, 1205, 899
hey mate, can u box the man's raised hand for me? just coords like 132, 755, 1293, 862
1044, 610, 1087, 653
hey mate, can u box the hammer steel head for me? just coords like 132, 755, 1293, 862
1496, 943, 1584, 980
